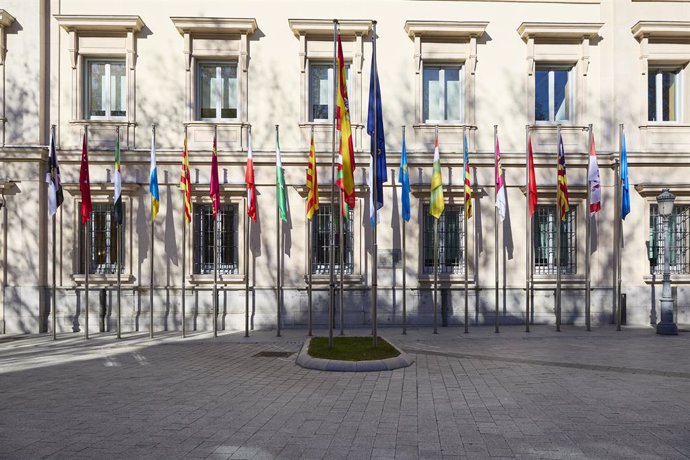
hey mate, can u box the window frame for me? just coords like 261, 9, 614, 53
310, 203, 355, 275
649, 204, 690, 274
421, 204, 466, 274
192, 203, 240, 275
648, 66, 683, 123
534, 65, 575, 124
422, 64, 465, 124
533, 204, 578, 276
78, 202, 125, 275
84, 59, 127, 121
196, 61, 240, 122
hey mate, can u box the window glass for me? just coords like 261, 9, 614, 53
648, 73, 658, 122
221, 66, 238, 119
535, 70, 549, 121
109, 63, 126, 117
423, 68, 443, 122
193, 204, 238, 274
309, 65, 331, 121
649, 69, 680, 122
535, 67, 572, 122
423, 66, 463, 123
534, 205, 576, 275
88, 62, 106, 118
553, 70, 570, 122
423, 204, 465, 274
312, 204, 353, 274
650, 205, 689, 274
444, 68, 461, 121
199, 64, 238, 120
79, 203, 123, 274
662, 71, 677, 122
87, 61, 126, 119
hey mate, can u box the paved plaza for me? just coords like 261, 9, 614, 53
1, 325, 689, 459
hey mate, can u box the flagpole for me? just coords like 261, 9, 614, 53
245, 125, 251, 338
494, 125, 499, 334
371, 20, 379, 347
402, 125, 407, 335
150, 124, 156, 339
276, 124, 282, 338
463, 126, 469, 334
307, 168, 313, 335
585, 124, 592, 332
555, 124, 562, 332
613, 152, 620, 328
339, 186, 344, 336
524, 125, 529, 333
433, 125, 439, 335
329, 19, 338, 349
182, 125, 188, 339
84, 126, 89, 340
116, 126, 122, 340
51, 124, 57, 340
617, 123, 624, 331
213, 125, 218, 338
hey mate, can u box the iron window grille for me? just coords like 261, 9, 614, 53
312, 204, 354, 274
422, 204, 465, 274
649, 204, 690, 274
193, 204, 239, 275
78, 203, 124, 274
534, 205, 577, 275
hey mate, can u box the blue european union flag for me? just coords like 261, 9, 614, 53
367, 46, 387, 225
621, 133, 630, 220
400, 133, 410, 222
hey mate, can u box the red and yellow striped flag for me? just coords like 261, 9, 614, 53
180, 134, 192, 224
306, 131, 319, 220
557, 134, 570, 221
335, 32, 355, 212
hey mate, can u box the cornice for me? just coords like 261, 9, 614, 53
288, 19, 372, 38
631, 21, 690, 40
404, 21, 489, 39
517, 22, 603, 41
0, 10, 16, 29
170, 17, 257, 35
635, 183, 690, 197
54, 15, 145, 33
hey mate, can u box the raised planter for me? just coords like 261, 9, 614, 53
295, 337, 414, 372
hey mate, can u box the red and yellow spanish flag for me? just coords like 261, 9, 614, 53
180, 134, 192, 224
306, 131, 319, 220
335, 32, 355, 211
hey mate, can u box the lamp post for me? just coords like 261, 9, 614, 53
656, 189, 678, 335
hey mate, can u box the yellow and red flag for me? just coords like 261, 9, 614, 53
246, 129, 257, 222
335, 32, 355, 213
306, 131, 319, 220
557, 134, 570, 221
180, 134, 192, 224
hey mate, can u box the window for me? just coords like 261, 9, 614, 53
312, 204, 353, 274
534, 205, 576, 275
422, 204, 465, 274
86, 60, 127, 119
308, 63, 352, 122
193, 204, 238, 275
649, 204, 690, 274
535, 67, 573, 122
198, 63, 238, 120
648, 68, 681, 122
423, 66, 463, 123
78, 203, 124, 274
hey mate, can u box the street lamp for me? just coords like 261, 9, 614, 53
656, 189, 678, 335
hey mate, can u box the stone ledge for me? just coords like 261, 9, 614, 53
295, 337, 414, 372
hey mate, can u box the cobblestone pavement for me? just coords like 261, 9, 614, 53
1, 325, 689, 459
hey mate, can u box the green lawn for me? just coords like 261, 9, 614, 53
308, 336, 400, 361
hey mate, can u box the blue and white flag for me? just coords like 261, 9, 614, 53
621, 132, 630, 220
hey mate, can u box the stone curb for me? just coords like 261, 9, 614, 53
295, 336, 414, 372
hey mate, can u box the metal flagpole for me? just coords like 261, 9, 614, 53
339, 187, 344, 336
182, 125, 187, 339
116, 126, 122, 340
213, 125, 218, 338
585, 124, 592, 332
307, 166, 313, 337
494, 125, 499, 334
617, 124, 624, 331
276, 124, 282, 338
433, 124, 439, 335
613, 153, 620, 327
555, 124, 562, 332
51, 124, 57, 340
328, 20, 338, 349
84, 125, 90, 340
463, 126, 469, 334
371, 20, 379, 347
525, 125, 530, 333
150, 124, 156, 339
245, 129, 251, 339
402, 125, 407, 335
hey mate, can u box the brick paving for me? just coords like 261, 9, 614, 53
0, 325, 689, 459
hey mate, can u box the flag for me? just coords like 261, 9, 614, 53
46, 128, 63, 218
210, 134, 220, 220
367, 41, 387, 225
588, 132, 601, 214
621, 132, 630, 220
306, 131, 319, 220
149, 133, 160, 221
246, 130, 257, 222
113, 131, 123, 225
79, 131, 92, 225
495, 136, 506, 222
429, 134, 444, 219
276, 129, 287, 222
180, 133, 192, 224
400, 132, 410, 222
336, 33, 356, 211
557, 134, 570, 221
527, 135, 538, 217
463, 132, 473, 220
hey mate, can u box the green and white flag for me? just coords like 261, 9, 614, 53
113, 131, 123, 225
276, 128, 287, 222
